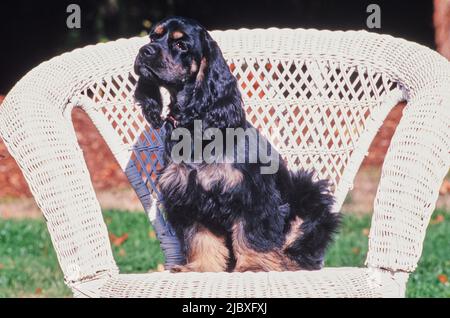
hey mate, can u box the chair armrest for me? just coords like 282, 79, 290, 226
0, 57, 119, 286
367, 89, 450, 272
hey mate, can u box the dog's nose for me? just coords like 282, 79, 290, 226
140, 45, 156, 57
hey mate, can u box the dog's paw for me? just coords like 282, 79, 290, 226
170, 264, 193, 273
170, 262, 226, 273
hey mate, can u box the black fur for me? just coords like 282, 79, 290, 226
134, 16, 340, 271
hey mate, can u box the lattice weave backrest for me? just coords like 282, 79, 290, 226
230, 56, 401, 203
78, 31, 403, 212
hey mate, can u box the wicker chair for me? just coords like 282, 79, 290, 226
0, 28, 449, 298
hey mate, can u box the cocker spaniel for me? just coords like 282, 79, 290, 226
134, 16, 340, 273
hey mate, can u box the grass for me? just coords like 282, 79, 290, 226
0, 210, 448, 297
325, 212, 450, 297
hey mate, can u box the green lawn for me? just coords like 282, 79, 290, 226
0, 210, 448, 298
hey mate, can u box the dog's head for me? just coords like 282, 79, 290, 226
134, 16, 245, 129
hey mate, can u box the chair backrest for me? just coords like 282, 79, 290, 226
1, 29, 448, 284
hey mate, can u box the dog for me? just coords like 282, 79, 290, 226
134, 16, 340, 273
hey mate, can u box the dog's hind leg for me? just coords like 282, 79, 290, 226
231, 222, 294, 272
171, 223, 229, 273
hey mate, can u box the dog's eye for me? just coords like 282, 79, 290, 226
175, 41, 188, 51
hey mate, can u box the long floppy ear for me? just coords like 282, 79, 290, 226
190, 30, 245, 129
134, 77, 163, 129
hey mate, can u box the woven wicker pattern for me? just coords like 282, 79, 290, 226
95, 268, 408, 298
0, 28, 449, 297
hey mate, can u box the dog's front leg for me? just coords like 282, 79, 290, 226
171, 223, 229, 273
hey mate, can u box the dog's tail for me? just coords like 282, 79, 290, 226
284, 169, 341, 270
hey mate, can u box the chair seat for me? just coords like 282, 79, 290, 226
70, 267, 407, 298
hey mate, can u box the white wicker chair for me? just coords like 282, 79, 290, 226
0, 28, 449, 298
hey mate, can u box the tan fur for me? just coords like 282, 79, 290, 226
283, 217, 303, 249
158, 163, 190, 193
197, 163, 243, 192
196, 58, 207, 83
154, 25, 165, 35
190, 60, 198, 74
232, 222, 284, 272
171, 30, 184, 40
171, 224, 229, 273
232, 222, 301, 272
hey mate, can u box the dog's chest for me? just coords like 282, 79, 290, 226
158, 163, 243, 193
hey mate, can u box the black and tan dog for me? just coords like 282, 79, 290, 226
134, 17, 340, 273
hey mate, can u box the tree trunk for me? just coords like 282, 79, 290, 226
434, 0, 450, 59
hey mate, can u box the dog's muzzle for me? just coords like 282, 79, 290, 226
134, 44, 160, 77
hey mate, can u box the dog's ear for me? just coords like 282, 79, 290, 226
191, 30, 245, 129
134, 77, 163, 129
